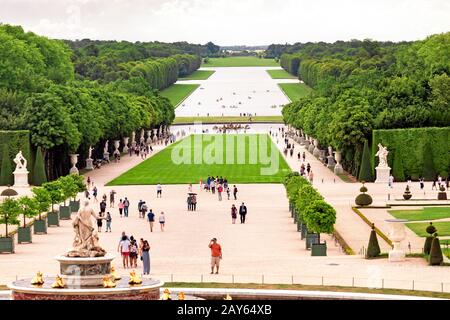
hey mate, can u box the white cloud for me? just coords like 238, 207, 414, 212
0, 0, 448, 44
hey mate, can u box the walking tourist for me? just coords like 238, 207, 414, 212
99, 200, 107, 214
138, 199, 144, 218
231, 204, 237, 224
309, 171, 314, 183
239, 202, 247, 224
233, 185, 238, 200
302, 152, 306, 162
217, 184, 223, 201
129, 236, 138, 268
147, 209, 155, 232
105, 212, 112, 232
141, 240, 151, 275
208, 238, 222, 274
156, 183, 162, 198
159, 211, 165, 231
123, 197, 130, 217
141, 201, 148, 219
118, 199, 124, 217
420, 178, 425, 190
191, 194, 197, 211
97, 212, 103, 232
118, 235, 131, 268
388, 175, 394, 188
226, 187, 230, 200
92, 186, 98, 202
109, 190, 116, 208
187, 195, 192, 211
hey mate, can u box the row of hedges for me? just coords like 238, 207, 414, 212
0, 174, 86, 237
372, 127, 450, 181
284, 172, 336, 243
280, 53, 301, 76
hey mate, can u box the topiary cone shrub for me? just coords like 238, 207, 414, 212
428, 233, 443, 266
366, 223, 381, 258
424, 222, 436, 255
355, 182, 373, 206
403, 185, 412, 200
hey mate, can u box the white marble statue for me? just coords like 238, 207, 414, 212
13, 151, 27, 171
104, 140, 109, 154
66, 200, 106, 257
88, 146, 94, 159
376, 143, 389, 168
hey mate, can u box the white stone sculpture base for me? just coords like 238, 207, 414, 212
123, 146, 128, 154
85, 158, 94, 170
313, 147, 320, 158
388, 248, 405, 262
375, 166, 391, 183
13, 170, 29, 187
327, 156, 336, 169
334, 164, 343, 175
103, 153, 110, 161
69, 166, 79, 175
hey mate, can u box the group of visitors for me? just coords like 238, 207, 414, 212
128, 143, 153, 158
137, 200, 166, 232
230, 202, 248, 224
118, 232, 151, 274
202, 176, 238, 201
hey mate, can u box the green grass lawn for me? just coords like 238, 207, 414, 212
266, 69, 297, 79
202, 56, 279, 67
159, 84, 199, 107
173, 116, 283, 124
107, 134, 291, 185
278, 83, 313, 101
389, 207, 450, 221
179, 70, 215, 80
405, 221, 450, 237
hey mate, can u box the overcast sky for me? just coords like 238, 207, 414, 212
1, 0, 449, 45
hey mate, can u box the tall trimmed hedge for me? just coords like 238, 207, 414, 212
358, 140, 373, 182
0, 131, 31, 185
280, 53, 301, 76
372, 127, 450, 180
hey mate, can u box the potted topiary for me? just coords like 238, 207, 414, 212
42, 180, 64, 227
403, 185, 412, 200
31, 187, 51, 234
355, 182, 373, 207
437, 185, 447, 200
423, 222, 436, 255
366, 223, 381, 258
68, 174, 86, 212
295, 184, 323, 241
58, 176, 77, 220
303, 200, 336, 256
429, 233, 443, 266
17, 196, 39, 244
0, 198, 20, 253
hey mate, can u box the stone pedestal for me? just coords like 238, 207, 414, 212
375, 166, 391, 183
56, 254, 114, 287
103, 152, 110, 161
13, 170, 29, 187
327, 156, 336, 169
333, 151, 343, 175
85, 158, 94, 170
123, 137, 129, 154
308, 141, 315, 153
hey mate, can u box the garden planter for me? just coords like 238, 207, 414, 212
34, 219, 47, 234
70, 200, 80, 213
297, 221, 302, 232
0, 237, 15, 253
59, 206, 71, 220
301, 224, 308, 240
305, 233, 319, 250
18, 226, 32, 244
47, 212, 60, 227
311, 243, 327, 256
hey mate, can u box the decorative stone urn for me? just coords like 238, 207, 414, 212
153, 128, 158, 139
313, 139, 320, 158
334, 151, 343, 174
386, 219, 408, 262
146, 130, 152, 144
308, 138, 315, 153
122, 137, 129, 154
131, 132, 136, 149
327, 146, 336, 169
69, 154, 79, 175
139, 129, 145, 144
114, 140, 120, 156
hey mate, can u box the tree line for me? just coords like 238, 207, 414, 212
0, 24, 203, 180
277, 34, 450, 177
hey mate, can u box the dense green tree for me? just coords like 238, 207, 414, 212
0, 145, 13, 186
32, 147, 47, 186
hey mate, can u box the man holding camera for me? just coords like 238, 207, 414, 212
208, 238, 222, 274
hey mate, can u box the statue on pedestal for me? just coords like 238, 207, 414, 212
66, 200, 106, 257
88, 146, 94, 159
376, 144, 389, 168
13, 151, 27, 171
104, 140, 109, 154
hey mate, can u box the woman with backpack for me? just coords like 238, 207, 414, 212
129, 236, 138, 268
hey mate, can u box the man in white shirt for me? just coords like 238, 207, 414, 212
156, 183, 162, 198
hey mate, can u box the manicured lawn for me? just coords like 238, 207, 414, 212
389, 207, 450, 221
107, 134, 291, 185
266, 69, 297, 79
173, 116, 283, 124
278, 83, 313, 101
159, 84, 199, 107
179, 70, 215, 80
202, 56, 279, 67
405, 221, 450, 237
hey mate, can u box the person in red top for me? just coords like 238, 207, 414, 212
208, 238, 222, 274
